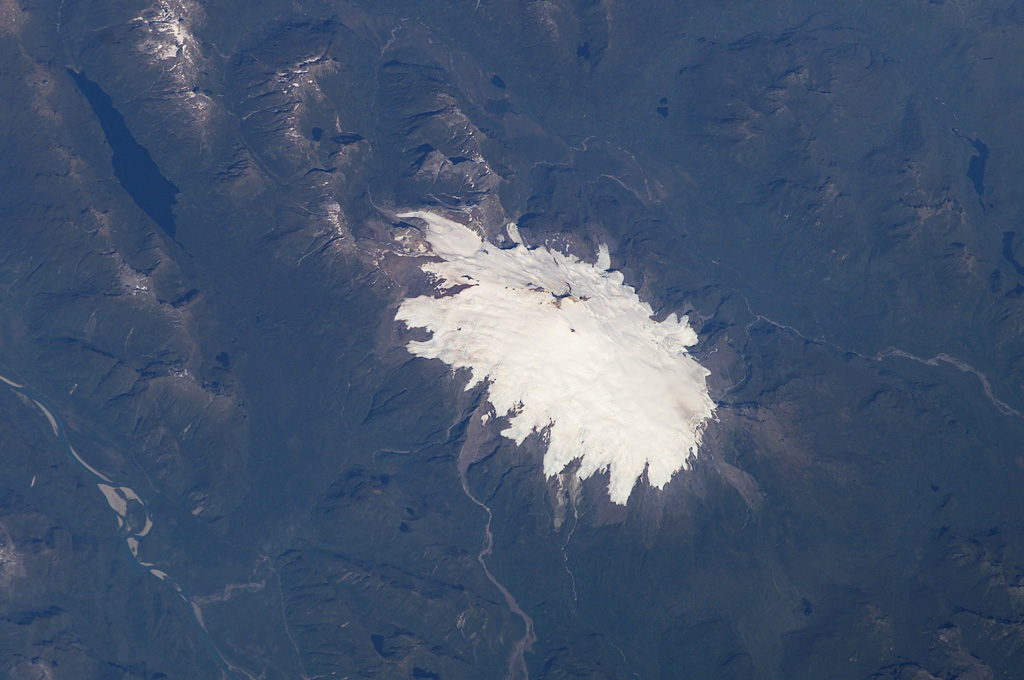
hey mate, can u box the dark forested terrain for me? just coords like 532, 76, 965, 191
2, 0, 1024, 678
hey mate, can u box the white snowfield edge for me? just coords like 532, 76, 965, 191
395, 211, 716, 504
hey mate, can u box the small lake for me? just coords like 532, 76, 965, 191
967, 137, 989, 198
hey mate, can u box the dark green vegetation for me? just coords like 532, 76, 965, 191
2, 0, 1024, 678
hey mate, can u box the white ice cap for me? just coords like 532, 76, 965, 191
396, 211, 715, 504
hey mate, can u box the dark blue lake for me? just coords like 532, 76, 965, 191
68, 69, 180, 239
967, 137, 989, 198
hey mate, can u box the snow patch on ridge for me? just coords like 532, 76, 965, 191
132, 0, 213, 131
395, 211, 716, 504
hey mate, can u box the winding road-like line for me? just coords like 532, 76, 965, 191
459, 467, 537, 680
0, 369, 248, 679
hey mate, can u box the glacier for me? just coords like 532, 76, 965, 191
395, 211, 715, 504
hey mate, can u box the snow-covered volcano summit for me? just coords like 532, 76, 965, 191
396, 211, 715, 504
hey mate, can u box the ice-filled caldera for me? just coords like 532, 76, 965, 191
395, 211, 716, 504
